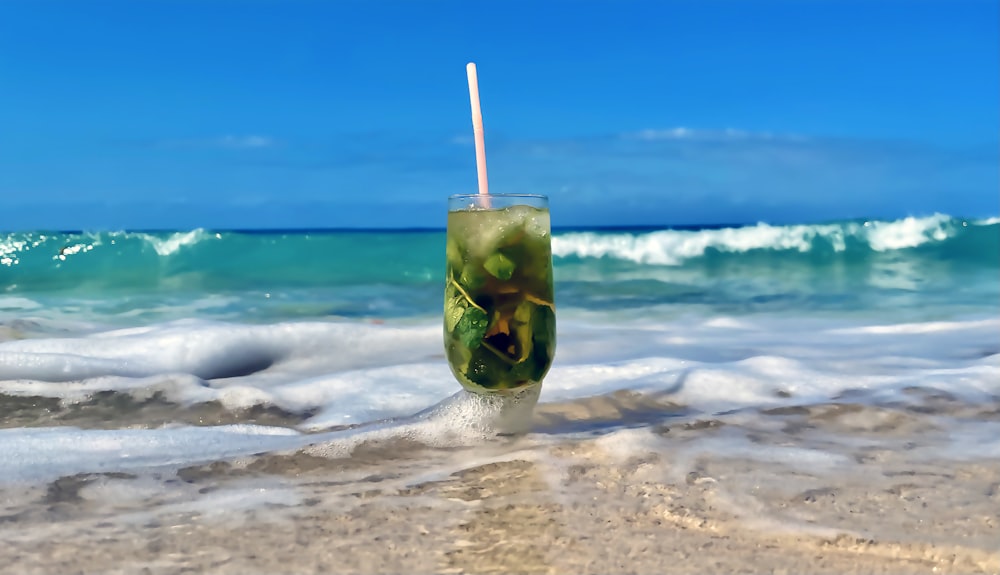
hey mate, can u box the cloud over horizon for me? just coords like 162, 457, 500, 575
625, 127, 807, 143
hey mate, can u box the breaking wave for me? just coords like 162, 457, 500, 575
552, 214, 997, 265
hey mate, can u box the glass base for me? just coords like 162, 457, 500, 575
461, 383, 541, 436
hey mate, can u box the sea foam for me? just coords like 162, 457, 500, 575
1, 313, 996, 450
552, 213, 976, 264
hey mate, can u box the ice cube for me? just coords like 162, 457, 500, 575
524, 210, 550, 239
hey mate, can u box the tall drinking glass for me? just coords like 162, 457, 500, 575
444, 194, 556, 399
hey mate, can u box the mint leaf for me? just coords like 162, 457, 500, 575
444, 291, 466, 332
463, 347, 511, 389
449, 339, 473, 382
483, 253, 515, 280
455, 306, 489, 350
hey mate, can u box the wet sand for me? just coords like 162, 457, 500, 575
2, 392, 998, 575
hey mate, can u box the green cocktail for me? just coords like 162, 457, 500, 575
444, 194, 556, 394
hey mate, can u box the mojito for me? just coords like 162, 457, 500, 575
444, 194, 556, 393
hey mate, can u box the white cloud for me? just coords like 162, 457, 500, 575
215, 135, 275, 149
633, 127, 693, 140
154, 135, 277, 149
627, 127, 805, 143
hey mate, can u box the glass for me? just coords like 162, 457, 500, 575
443, 194, 556, 397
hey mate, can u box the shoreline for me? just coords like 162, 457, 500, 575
2, 394, 998, 575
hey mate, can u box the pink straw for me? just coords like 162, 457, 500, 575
466, 62, 490, 198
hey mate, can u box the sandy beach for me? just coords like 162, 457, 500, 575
2, 391, 997, 575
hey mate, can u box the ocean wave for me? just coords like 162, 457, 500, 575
76, 229, 214, 257
0, 228, 446, 293
129, 229, 215, 256
552, 214, 992, 265
2, 215, 996, 296
2, 229, 215, 268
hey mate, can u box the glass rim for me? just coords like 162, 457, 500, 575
448, 193, 548, 200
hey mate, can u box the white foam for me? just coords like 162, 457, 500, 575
0, 297, 41, 311
36, 229, 216, 261
0, 382, 546, 487
0, 425, 303, 485
2, 314, 998, 429
592, 427, 666, 462
0, 311, 997, 486
552, 214, 961, 264
830, 318, 998, 335
132, 229, 212, 256
0, 373, 215, 404
0, 319, 455, 432
74, 474, 304, 526
865, 213, 953, 251
0, 319, 440, 384
681, 431, 851, 470
286, 362, 456, 428
553, 223, 841, 264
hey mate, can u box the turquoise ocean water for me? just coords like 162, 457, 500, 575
4, 213, 997, 326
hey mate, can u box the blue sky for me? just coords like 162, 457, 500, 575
0, 0, 997, 230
